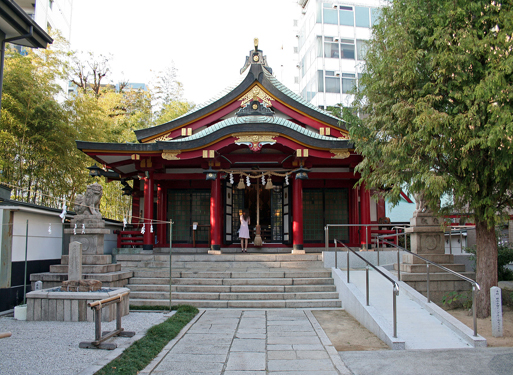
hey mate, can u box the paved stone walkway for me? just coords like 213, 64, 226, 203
141, 309, 350, 374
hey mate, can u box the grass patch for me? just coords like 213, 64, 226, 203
129, 305, 192, 311
95, 304, 199, 375
129, 305, 171, 311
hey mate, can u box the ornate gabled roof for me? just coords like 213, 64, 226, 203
135, 44, 347, 143
77, 120, 352, 153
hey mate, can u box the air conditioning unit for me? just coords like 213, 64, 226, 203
335, 71, 341, 77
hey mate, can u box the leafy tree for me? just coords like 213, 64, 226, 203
349, 0, 513, 317
156, 100, 195, 124
0, 44, 74, 205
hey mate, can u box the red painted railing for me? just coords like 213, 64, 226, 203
114, 230, 144, 248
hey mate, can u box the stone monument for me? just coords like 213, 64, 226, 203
407, 191, 446, 259
60, 241, 101, 292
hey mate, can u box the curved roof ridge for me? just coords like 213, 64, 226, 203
162, 116, 341, 143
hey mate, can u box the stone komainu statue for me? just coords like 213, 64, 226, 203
413, 191, 437, 216
74, 183, 103, 216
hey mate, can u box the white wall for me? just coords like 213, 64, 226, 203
11, 211, 63, 262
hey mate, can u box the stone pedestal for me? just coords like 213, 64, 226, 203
407, 215, 445, 255
64, 214, 109, 255
395, 212, 475, 304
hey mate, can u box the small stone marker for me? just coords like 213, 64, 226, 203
490, 286, 503, 337
68, 241, 83, 281
34, 281, 43, 290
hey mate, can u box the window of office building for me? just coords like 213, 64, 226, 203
358, 72, 365, 90
317, 36, 323, 57
356, 39, 368, 61
324, 37, 340, 58
340, 39, 355, 59
355, 7, 370, 27
371, 8, 382, 26
342, 73, 356, 93
325, 71, 340, 93
318, 70, 324, 92
339, 6, 354, 26
323, 3, 338, 24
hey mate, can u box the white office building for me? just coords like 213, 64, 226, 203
296, 0, 386, 109
16, 0, 73, 41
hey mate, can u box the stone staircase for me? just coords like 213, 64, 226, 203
116, 252, 341, 308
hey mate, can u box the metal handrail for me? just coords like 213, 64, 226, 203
325, 224, 408, 267
334, 238, 399, 338
380, 238, 480, 337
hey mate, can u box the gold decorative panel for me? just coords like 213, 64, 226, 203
330, 150, 351, 159
153, 133, 172, 142
232, 132, 278, 152
162, 151, 181, 160
239, 86, 273, 108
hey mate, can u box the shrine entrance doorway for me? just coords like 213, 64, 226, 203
225, 181, 291, 245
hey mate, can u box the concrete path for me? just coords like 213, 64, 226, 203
339, 347, 513, 375
141, 309, 351, 375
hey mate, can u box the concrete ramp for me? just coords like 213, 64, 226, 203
332, 267, 487, 350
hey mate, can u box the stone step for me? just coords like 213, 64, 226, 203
396, 263, 466, 273
129, 260, 325, 269
130, 290, 340, 301
150, 247, 325, 254
49, 264, 121, 273
115, 253, 323, 262
61, 255, 113, 265
127, 284, 337, 293
128, 277, 335, 286
129, 298, 341, 309
131, 269, 332, 279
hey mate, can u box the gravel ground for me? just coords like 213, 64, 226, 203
0, 312, 169, 375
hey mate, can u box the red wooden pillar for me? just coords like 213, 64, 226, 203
210, 175, 222, 250
131, 181, 141, 226
143, 171, 154, 250
157, 183, 167, 247
360, 183, 371, 248
350, 185, 359, 246
292, 177, 304, 251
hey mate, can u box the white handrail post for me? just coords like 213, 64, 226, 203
366, 266, 370, 306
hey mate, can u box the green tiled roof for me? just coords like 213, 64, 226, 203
163, 116, 344, 143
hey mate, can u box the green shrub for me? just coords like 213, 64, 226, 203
442, 290, 473, 310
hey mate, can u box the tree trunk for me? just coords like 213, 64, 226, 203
475, 219, 498, 318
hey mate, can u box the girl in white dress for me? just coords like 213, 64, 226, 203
239, 209, 250, 253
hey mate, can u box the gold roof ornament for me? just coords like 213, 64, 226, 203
240, 38, 272, 74
239, 86, 273, 108
233, 132, 279, 152
330, 150, 351, 159
161, 151, 181, 160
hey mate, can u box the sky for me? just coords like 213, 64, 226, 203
69, 0, 298, 105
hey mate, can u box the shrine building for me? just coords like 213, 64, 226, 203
76, 42, 385, 252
